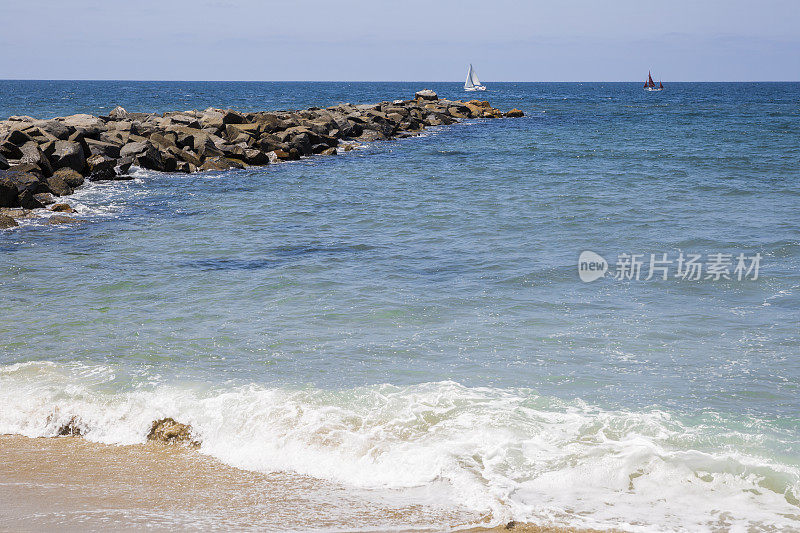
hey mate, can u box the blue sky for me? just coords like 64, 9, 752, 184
1, 0, 798, 81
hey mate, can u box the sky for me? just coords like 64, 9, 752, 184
1, 0, 798, 81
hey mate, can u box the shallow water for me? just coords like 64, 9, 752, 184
1, 81, 799, 531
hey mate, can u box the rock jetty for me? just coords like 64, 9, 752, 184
0, 90, 523, 220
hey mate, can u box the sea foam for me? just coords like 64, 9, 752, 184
0, 360, 797, 531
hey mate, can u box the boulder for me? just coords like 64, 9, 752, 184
40, 120, 75, 140
166, 146, 202, 167
120, 141, 163, 170
161, 151, 178, 172
0, 140, 23, 159
107, 120, 133, 132
505, 108, 525, 117
61, 114, 104, 137
45, 175, 73, 196
84, 154, 116, 181
221, 109, 246, 125
243, 148, 269, 165
116, 156, 134, 175
108, 106, 129, 120
0, 153, 8, 170
199, 157, 231, 171
266, 150, 283, 163
50, 203, 75, 213
0, 214, 18, 229
56, 416, 83, 436
320, 147, 337, 156
85, 138, 122, 158
147, 417, 197, 446
224, 158, 246, 170
17, 189, 43, 209
119, 141, 149, 159
47, 214, 84, 225
358, 130, 386, 142
2, 170, 45, 195
8, 162, 45, 177
149, 132, 176, 149
198, 116, 224, 132
310, 143, 331, 154
252, 113, 284, 133
0, 178, 17, 207
216, 143, 246, 159
7, 129, 32, 146
166, 113, 201, 128
415, 89, 438, 101
33, 192, 55, 205
257, 134, 288, 154
50, 140, 86, 172
20, 141, 53, 176
53, 168, 85, 188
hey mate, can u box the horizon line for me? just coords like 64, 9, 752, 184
1, 79, 799, 83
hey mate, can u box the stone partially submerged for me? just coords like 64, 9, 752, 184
147, 417, 199, 447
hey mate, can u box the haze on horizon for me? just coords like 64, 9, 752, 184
1, 0, 798, 82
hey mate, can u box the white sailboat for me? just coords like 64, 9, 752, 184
464, 64, 486, 91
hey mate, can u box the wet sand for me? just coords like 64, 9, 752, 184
0, 435, 600, 532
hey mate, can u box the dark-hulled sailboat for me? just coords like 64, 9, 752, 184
644, 71, 664, 91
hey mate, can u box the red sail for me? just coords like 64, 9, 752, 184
659, 81, 663, 89
647, 71, 655, 87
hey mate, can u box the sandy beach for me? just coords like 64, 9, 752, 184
0, 435, 601, 532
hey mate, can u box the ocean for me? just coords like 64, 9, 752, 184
1, 81, 799, 531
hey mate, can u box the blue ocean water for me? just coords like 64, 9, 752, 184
1, 81, 799, 530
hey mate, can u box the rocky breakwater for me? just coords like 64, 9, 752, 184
0, 90, 523, 225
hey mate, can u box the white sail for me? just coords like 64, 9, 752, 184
469, 65, 481, 87
465, 64, 476, 89
465, 64, 485, 91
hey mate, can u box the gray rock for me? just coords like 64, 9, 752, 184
40, 121, 74, 140
243, 148, 269, 165
120, 141, 163, 171
20, 141, 53, 176
45, 175, 73, 196
119, 141, 149, 159
85, 138, 121, 158
33, 192, 55, 205
50, 140, 86, 172
86, 154, 116, 181
108, 106, 129, 119
53, 168, 85, 188
116, 156, 134, 175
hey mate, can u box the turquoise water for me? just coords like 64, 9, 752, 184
1, 82, 799, 530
